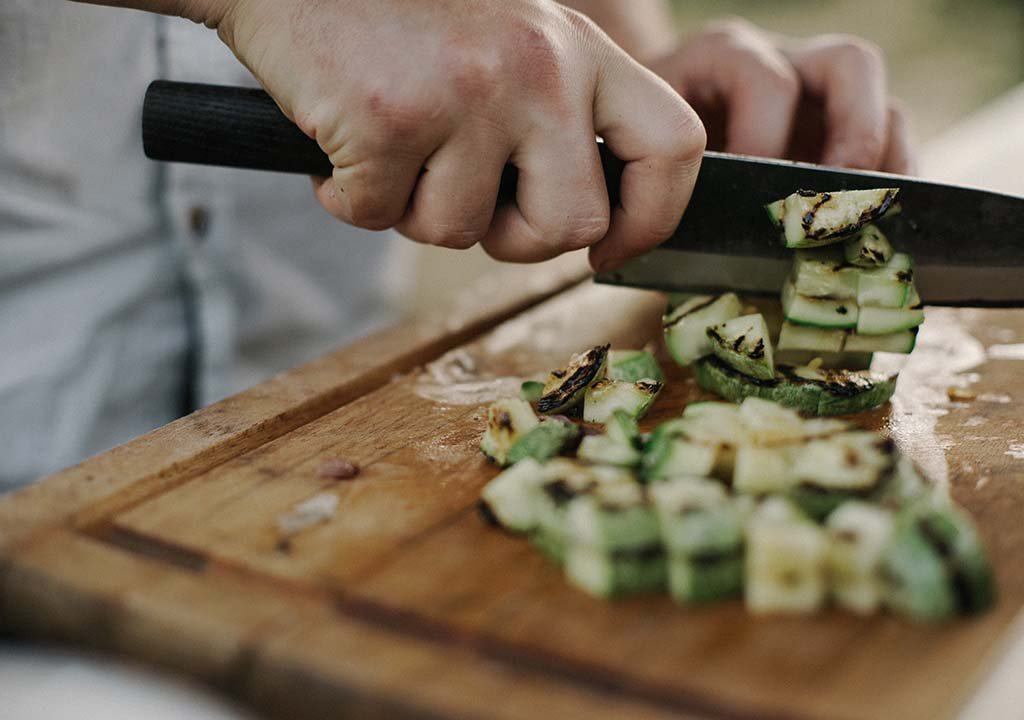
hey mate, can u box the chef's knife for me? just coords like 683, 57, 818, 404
142, 80, 1024, 306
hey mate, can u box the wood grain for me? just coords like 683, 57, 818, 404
2, 277, 1023, 719
0, 258, 587, 555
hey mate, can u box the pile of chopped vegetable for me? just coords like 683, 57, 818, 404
475, 188, 995, 620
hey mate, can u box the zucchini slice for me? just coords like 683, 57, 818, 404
706, 313, 774, 381
529, 460, 633, 551
565, 482, 660, 551
480, 398, 539, 465
506, 417, 580, 466
844, 224, 894, 268
783, 280, 859, 329
565, 544, 667, 598
667, 553, 744, 605
856, 253, 914, 308
641, 420, 719, 481
792, 248, 859, 299
765, 199, 786, 228
844, 328, 918, 354
782, 365, 898, 417
733, 445, 796, 494
696, 357, 897, 416
479, 458, 547, 533
826, 501, 895, 613
519, 380, 544, 403
538, 345, 609, 414
583, 379, 662, 423
738, 396, 846, 445
777, 321, 846, 354
577, 410, 642, 467
790, 432, 896, 493
774, 350, 874, 370
779, 188, 900, 248
857, 305, 925, 336
877, 501, 995, 622
663, 292, 743, 367
650, 477, 744, 555
607, 349, 664, 383
745, 503, 828, 614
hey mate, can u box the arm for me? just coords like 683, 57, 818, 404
70, 0, 706, 271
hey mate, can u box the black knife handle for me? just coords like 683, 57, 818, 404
142, 80, 623, 206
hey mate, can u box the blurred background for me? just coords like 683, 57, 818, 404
391, 0, 1024, 320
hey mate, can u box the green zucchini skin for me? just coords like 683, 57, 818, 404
506, 418, 579, 465
695, 357, 897, 416
607, 349, 664, 383
538, 345, 609, 414
667, 553, 744, 604
519, 380, 544, 403
565, 544, 667, 598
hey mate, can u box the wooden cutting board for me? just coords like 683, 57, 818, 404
2, 262, 1024, 720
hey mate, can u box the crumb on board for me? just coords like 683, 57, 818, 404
318, 457, 360, 479
275, 492, 340, 535
947, 387, 977, 402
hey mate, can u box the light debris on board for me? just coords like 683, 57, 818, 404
276, 492, 340, 535
318, 458, 360, 479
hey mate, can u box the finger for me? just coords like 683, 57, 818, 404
880, 100, 918, 175
588, 55, 706, 272
478, 124, 610, 263
784, 35, 888, 170
312, 149, 426, 230
395, 130, 512, 249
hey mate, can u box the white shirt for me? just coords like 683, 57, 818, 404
0, 1, 397, 491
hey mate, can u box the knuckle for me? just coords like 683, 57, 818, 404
830, 35, 885, 70
421, 222, 487, 250
657, 101, 707, 162
362, 89, 437, 144
558, 212, 610, 251
341, 173, 399, 230
446, 45, 502, 104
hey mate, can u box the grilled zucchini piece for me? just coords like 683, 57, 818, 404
480, 398, 539, 465
779, 188, 900, 248
844, 224, 894, 267
641, 420, 720, 481
790, 432, 896, 491
538, 345, 609, 414
765, 199, 785, 227
826, 501, 895, 613
565, 544, 667, 598
857, 252, 914, 308
777, 322, 846, 354
739, 396, 846, 444
783, 279, 859, 329
880, 515, 956, 621
844, 328, 918, 354
583, 379, 662, 423
479, 458, 547, 533
650, 477, 742, 555
696, 357, 897, 416
857, 305, 925, 335
530, 527, 567, 565
667, 554, 744, 604
506, 417, 579, 466
733, 445, 797, 495
577, 410, 642, 467
565, 482, 660, 551
745, 502, 828, 614
608, 349, 664, 383
663, 293, 743, 367
519, 380, 544, 403
706, 313, 774, 381
791, 248, 859, 299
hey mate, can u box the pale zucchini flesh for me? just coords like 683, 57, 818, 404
783, 280, 859, 329
480, 398, 540, 465
779, 188, 900, 248
663, 293, 743, 367
538, 345, 608, 414
583, 379, 662, 423
607, 349, 664, 383
706, 313, 774, 381
856, 253, 914, 308
857, 305, 925, 335
844, 329, 918, 354
792, 248, 859, 299
777, 321, 846, 353
844, 224, 894, 267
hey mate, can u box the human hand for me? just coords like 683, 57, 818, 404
646, 18, 916, 173
197, 0, 705, 270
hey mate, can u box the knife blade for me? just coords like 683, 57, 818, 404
595, 152, 1024, 306
142, 81, 1024, 305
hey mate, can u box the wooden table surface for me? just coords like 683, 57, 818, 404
1, 88, 1023, 720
